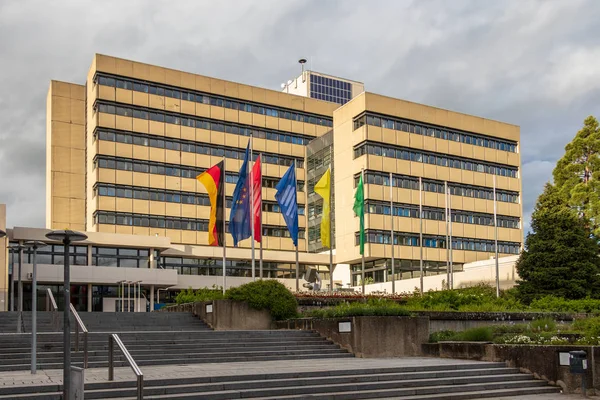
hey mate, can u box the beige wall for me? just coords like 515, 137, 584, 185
333, 92, 522, 266
46, 81, 86, 231
84, 54, 339, 249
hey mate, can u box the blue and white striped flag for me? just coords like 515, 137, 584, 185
275, 162, 299, 247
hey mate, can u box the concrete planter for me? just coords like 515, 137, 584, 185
425, 341, 599, 395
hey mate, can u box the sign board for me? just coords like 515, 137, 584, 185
559, 352, 571, 366
206, 304, 213, 313
338, 321, 352, 333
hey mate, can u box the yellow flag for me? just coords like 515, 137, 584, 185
314, 168, 331, 248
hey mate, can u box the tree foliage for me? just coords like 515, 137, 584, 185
553, 115, 600, 235
515, 183, 600, 303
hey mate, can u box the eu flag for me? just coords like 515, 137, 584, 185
275, 162, 299, 247
229, 142, 252, 246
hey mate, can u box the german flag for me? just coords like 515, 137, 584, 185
196, 161, 225, 246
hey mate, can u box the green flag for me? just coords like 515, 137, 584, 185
353, 174, 365, 255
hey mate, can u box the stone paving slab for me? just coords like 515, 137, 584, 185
0, 357, 503, 387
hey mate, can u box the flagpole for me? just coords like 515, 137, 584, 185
494, 174, 499, 298
445, 181, 449, 289
448, 185, 453, 290
419, 176, 424, 296
222, 156, 227, 295
329, 166, 334, 292
249, 134, 255, 281
361, 168, 365, 295
294, 161, 299, 293
259, 154, 263, 279
390, 172, 395, 295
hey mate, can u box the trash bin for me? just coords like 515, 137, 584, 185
569, 350, 587, 374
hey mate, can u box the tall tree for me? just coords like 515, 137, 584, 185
553, 115, 600, 235
515, 183, 600, 303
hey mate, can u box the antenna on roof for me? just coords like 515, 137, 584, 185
299, 58, 307, 83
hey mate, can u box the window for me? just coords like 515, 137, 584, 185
354, 142, 517, 178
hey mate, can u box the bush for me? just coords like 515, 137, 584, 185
453, 327, 494, 342
429, 330, 455, 343
529, 296, 600, 313
308, 298, 410, 318
572, 316, 600, 337
403, 284, 524, 312
225, 280, 298, 320
529, 317, 557, 332
175, 287, 224, 304
428, 327, 493, 342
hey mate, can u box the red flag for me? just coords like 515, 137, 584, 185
252, 155, 262, 243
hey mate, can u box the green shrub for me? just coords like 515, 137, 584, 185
225, 280, 298, 320
572, 316, 600, 337
429, 330, 456, 343
453, 327, 493, 342
175, 287, 224, 304
492, 324, 528, 335
529, 296, 600, 313
403, 284, 524, 312
308, 298, 411, 318
529, 317, 557, 332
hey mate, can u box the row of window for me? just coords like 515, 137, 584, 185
96, 73, 333, 127
12, 244, 157, 269
354, 142, 518, 178
364, 200, 520, 229
95, 183, 305, 214
95, 128, 304, 168
94, 211, 306, 238
357, 171, 519, 204
354, 113, 518, 153
13, 245, 88, 266
96, 102, 314, 146
356, 230, 521, 254
95, 156, 306, 190
160, 258, 322, 278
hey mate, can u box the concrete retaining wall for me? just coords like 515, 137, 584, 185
280, 316, 430, 357
192, 300, 273, 330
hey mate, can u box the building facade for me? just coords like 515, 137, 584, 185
1, 54, 522, 311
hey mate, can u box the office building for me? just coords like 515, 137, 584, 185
1, 54, 522, 311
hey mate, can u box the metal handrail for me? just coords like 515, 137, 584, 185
69, 304, 89, 369
109, 334, 143, 400
45, 289, 59, 331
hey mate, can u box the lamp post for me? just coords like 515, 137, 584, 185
23, 240, 45, 375
9, 242, 24, 333
45, 230, 87, 400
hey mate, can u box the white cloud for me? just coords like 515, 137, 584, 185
0, 0, 599, 230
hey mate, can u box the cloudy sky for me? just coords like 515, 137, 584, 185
0, 0, 599, 233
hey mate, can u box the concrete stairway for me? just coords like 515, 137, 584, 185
0, 362, 560, 399
0, 311, 210, 333
0, 311, 351, 372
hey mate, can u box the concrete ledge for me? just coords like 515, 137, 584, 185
426, 341, 598, 394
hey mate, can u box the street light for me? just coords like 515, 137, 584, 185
45, 230, 87, 400
23, 240, 46, 375
9, 243, 25, 333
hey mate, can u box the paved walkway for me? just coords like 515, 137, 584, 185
0, 357, 502, 387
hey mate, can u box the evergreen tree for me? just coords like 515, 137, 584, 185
515, 183, 600, 303
553, 115, 600, 235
